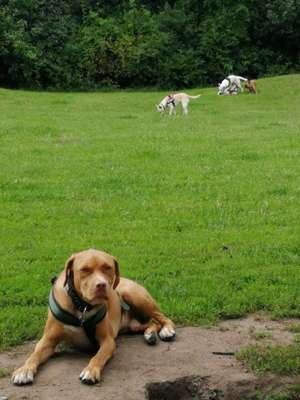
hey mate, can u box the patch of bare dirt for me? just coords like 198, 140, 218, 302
0, 315, 299, 400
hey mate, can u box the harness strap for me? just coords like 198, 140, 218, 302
49, 289, 107, 347
166, 95, 175, 107
117, 292, 130, 312
82, 306, 107, 347
49, 289, 81, 327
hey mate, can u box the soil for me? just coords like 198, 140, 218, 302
0, 315, 299, 400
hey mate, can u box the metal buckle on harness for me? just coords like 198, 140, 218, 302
79, 306, 88, 326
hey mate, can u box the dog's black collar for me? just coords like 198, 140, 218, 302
66, 275, 95, 313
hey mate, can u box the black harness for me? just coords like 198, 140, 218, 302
49, 277, 107, 348
49, 276, 130, 347
166, 95, 176, 108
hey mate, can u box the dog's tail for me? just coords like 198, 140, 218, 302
237, 76, 248, 82
188, 94, 201, 99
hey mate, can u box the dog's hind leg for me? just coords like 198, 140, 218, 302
127, 318, 160, 345
182, 101, 189, 115
119, 281, 176, 344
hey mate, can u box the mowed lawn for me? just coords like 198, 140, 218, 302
0, 75, 300, 350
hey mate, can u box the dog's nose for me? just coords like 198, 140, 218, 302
96, 282, 106, 291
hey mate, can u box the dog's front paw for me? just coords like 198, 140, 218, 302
12, 367, 35, 386
79, 366, 101, 385
159, 326, 176, 342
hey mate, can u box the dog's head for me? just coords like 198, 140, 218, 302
63, 249, 120, 305
217, 83, 223, 95
156, 103, 164, 113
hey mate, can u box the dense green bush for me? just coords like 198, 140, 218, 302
0, 0, 299, 88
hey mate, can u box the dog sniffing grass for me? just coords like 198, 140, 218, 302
0, 75, 300, 352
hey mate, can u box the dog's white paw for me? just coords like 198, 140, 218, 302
159, 326, 176, 341
144, 331, 157, 345
79, 366, 101, 385
12, 368, 34, 385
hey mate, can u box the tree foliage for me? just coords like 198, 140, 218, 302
0, 0, 299, 88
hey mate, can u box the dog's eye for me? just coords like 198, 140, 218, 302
80, 266, 92, 273
103, 264, 112, 273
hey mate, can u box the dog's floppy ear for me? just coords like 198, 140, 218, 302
63, 253, 77, 286
112, 257, 120, 289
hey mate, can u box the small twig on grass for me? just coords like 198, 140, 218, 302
212, 351, 235, 356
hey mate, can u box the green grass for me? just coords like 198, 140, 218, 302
1, 75, 300, 350
237, 323, 300, 378
0, 367, 11, 378
250, 330, 273, 341
237, 343, 300, 375
286, 323, 300, 333
255, 386, 300, 400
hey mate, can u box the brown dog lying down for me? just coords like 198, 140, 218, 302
245, 79, 257, 94
12, 249, 175, 385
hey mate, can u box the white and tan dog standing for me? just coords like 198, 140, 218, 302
12, 249, 175, 386
157, 93, 201, 115
218, 75, 248, 95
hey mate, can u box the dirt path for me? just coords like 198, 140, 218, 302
0, 316, 299, 400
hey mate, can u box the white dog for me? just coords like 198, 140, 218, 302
157, 93, 201, 115
218, 75, 247, 95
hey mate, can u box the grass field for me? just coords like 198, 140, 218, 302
0, 75, 300, 350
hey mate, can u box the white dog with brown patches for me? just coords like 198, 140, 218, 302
218, 75, 248, 95
157, 93, 201, 115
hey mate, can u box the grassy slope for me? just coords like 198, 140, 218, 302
0, 75, 300, 349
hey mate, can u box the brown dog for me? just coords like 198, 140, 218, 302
12, 249, 175, 385
245, 79, 257, 94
